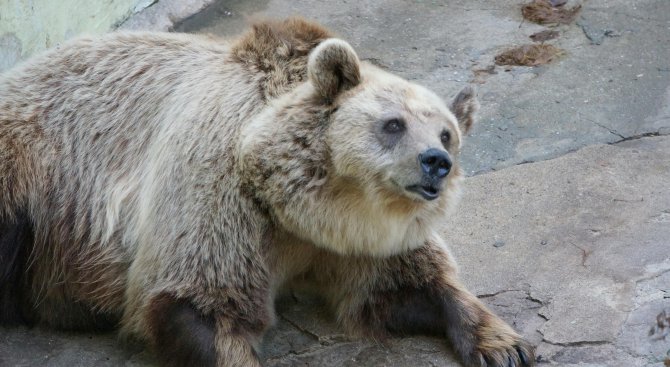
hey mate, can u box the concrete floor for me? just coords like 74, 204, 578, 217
1, 0, 669, 366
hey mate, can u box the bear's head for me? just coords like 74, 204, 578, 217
240, 39, 478, 257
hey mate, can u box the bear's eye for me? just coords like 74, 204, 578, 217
440, 130, 451, 145
383, 118, 406, 134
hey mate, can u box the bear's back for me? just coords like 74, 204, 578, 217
0, 31, 256, 153
0, 31, 268, 204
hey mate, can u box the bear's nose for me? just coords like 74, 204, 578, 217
419, 148, 452, 178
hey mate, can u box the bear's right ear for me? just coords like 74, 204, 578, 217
308, 39, 361, 103
450, 86, 479, 134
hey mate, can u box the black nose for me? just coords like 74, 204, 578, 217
419, 148, 452, 178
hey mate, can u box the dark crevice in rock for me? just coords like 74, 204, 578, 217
277, 313, 321, 341
525, 294, 545, 306
477, 289, 522, 299
612, 131, 667, 145
593, 122, 625, 139
542, 339, 612, 348
614, 343, 652, 359
137, 0, 160, 12
470, 130, 669, 177
478, 289, 546, 307
114, 0, 160, 29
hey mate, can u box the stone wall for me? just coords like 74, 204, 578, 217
0, 0, 156, 71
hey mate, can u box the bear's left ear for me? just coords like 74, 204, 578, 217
450, 86, 479, 134
308, 39, 361, 103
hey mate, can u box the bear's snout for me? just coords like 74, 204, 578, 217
403, 148, 453, 201
419, 148, 452, 179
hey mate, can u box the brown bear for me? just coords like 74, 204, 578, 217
0, 18, 534, 367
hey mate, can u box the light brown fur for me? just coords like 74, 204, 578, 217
0, 18, 534, 367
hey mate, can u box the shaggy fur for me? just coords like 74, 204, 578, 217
0, 18, 534, 367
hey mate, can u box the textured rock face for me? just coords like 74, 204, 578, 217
1, 0, 669, 366
0, 0, 156, 72
447, 136, 670, 366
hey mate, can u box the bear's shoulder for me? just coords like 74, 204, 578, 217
230, 17, 333, 99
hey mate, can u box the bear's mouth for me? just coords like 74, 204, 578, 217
405, 184, 440, 201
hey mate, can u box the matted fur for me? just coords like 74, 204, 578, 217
0, 18, 534, 367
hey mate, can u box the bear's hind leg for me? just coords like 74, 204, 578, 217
145, 292, 266, 367
146, 293, 217, 367
0, 210, 33, 325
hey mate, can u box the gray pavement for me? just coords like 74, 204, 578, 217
1, 0, 669, 366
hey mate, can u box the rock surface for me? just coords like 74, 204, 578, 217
174, 0, 670, 176
1, 0, 669, 366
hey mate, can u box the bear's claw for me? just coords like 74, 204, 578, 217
471, 339, 535, 367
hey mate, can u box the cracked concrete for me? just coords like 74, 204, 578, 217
1, 0, 669, 366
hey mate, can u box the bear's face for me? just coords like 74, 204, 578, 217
326, 65, 464, 206
240, 39, 477, 256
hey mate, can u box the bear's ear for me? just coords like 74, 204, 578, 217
308, 38, 361, 103
450, 86, 479, 134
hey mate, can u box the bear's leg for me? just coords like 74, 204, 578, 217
146, 293, 217, 366
0, 210, 33, 325
145, 292, 265, 367
322, 238, 535, 367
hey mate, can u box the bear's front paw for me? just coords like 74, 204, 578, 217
455, 316, 535, 367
